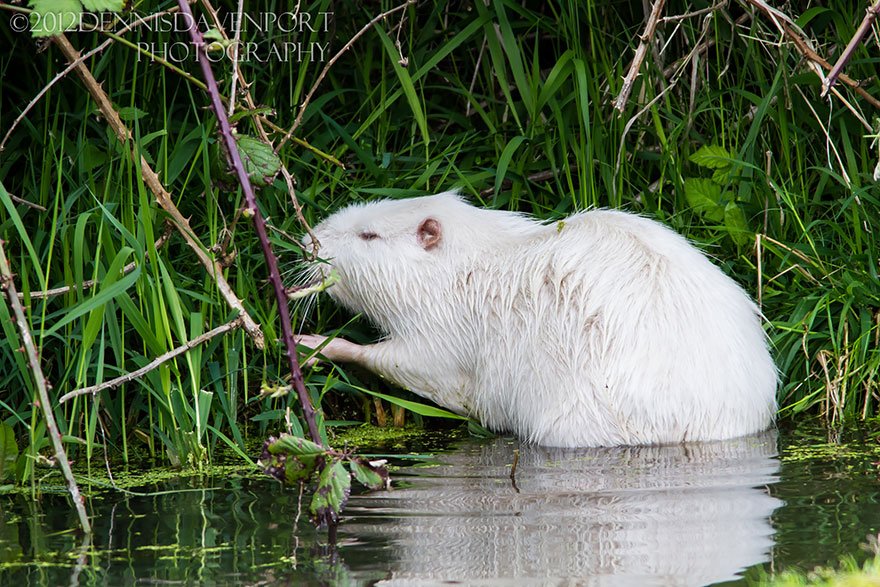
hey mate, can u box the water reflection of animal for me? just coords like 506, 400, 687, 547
298, 193, 778, 447
341, 432, 780, 586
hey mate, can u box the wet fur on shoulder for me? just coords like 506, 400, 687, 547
304, 192, 778, 447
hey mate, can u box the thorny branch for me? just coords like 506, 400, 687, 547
176, 0, 323, 445
196, 0, 319, 254
613, 0, 668, 113
50, 33, 266, 349
821, 0, 880, 97
742, 0, 880, 111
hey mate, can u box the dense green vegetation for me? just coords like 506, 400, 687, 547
0, 0, 878, 487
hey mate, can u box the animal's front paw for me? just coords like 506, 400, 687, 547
295, 334, 363, 365
295, 334, 329, 367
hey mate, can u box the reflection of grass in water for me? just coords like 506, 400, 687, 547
757, 552, 880, 586
781, 443, 878, 463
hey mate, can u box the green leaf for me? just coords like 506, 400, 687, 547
712, 166, 732, 185
267, 434, 326, 457
235, 135, 282, 187
494, 136, 527, 196
723, 202, 751, 246
310, 460, 351, 528
683, 178, 725, 222
259, 435, 323, 485
350, 386, 468, 420
689, 145, 734, 170
349, 458, 389, 491
202, 27, 224, 42
117, 107, 147, 122
79, 0, 124, 10
376, 29, 430, 147
29, 0, 82, 37
0, 423, 19, 482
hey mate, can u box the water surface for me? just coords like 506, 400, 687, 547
1, 422, 878, 585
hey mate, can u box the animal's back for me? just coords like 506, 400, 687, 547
464, 209, 777, 447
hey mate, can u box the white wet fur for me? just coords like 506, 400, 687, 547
303, 192, 778, 447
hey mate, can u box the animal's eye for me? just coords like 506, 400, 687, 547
358, 231, 380, 241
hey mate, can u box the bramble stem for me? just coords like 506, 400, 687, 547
176, 0, 323, 446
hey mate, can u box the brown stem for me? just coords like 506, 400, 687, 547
49, 33, 266, 349
58, 317, 243, 403
742, 0, 880, 111
197, 0, 320, 253
176, 0, 322, 445
821, 0, 880, 97
0, 240, 91, 534
613, 0, 668, 113
0, 9, 181, 154
7, 194, 47, 211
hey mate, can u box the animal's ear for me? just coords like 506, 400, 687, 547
417, 217, 442, 251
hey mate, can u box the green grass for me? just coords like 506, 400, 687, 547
0, 0, 878, 482
755, 552, 880, 586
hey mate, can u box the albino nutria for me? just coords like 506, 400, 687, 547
297, 192, 777, 447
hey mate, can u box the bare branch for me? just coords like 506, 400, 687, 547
8, 193, 47, 212
58, 317, 244, 403
821, 0, 880, 97
50, 33, 266, 349
613, 0, 668, 113
742, 0, 880, 111
18, 225, 172, 300
0, 240, 91, 534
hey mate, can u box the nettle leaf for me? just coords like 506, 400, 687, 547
689, 144, 734, 170
310, 460, 352, 528
684, 178, 725, 222
29, 0, 83, 37
723, 202, 751, 246
284, 454, 319, 485
80, 0, 124, 11
235, 135, 282, 187
349, 458, 390, 490
267, 434, 326, 457
258, 435, 324, 485
0, 423, 19, 482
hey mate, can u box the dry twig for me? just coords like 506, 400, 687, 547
613, 0, 668, 112
58, 317, 244, 403
742, 0, 880, 111
822, 0, 880, 97
17, 225, 172, 300
0, 240, 91, 533
50, 33, 265, 349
